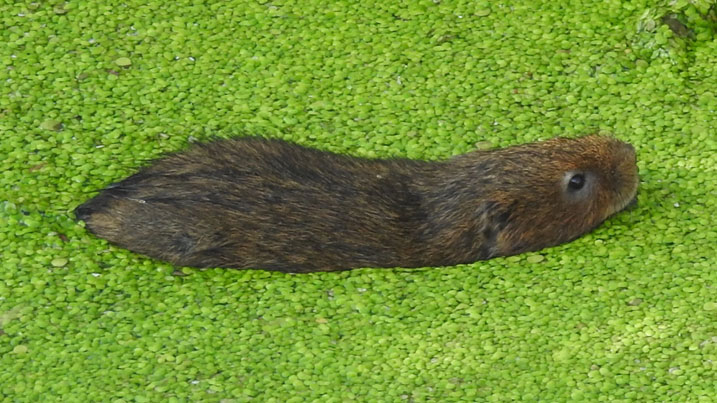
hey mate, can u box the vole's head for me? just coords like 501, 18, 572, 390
540, 135, 638, 219
468, 135, 639, 257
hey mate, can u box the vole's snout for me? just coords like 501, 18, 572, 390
623, 142, 635, 155
608, 140, 639, 214
610, 142, 637, 165
622, 142, 638, 178
617, 142, 636, 165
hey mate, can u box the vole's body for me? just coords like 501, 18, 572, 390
75, 135, 638, 273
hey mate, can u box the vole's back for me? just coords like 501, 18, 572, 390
75, 138, 432, 272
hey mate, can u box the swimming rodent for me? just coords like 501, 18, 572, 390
74, 135, 638, 273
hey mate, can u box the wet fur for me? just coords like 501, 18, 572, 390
75, 135, 638, 272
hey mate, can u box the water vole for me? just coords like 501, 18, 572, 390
75, 135, 638, 272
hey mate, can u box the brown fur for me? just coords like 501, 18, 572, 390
75, 135, 638, 273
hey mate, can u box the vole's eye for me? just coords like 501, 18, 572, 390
567, 173, 585, 191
